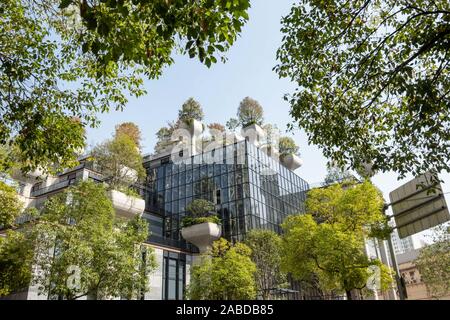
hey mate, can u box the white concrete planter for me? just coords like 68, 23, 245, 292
224, 132, 245, 145
11, 168, 45, 184
241, 124, 266, 147
260, 145, 280, 161
280, 153, 303, 171
179, 119, 204, 137
181, 222, 221, 253
108, 190, 145, 219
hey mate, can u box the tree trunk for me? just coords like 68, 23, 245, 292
346, 290, 353, 300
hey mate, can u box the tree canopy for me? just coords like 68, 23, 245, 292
0, 181, 23, 228
237, 97, 264, 127
31, 180, 156, 300
91, 128, 146, 193
281, 181, 393, 299
244, 229, 286, 300
178, 98, 204, 124
187, 238, 256, 300
278, 136, 299, 156
415, 224, 450, 299
0, 0, 250, 173
275, 0, 450, 178
115, 122, 142, 149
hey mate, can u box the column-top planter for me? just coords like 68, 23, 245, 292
241, 124, 266, 147
181, 222, 221, 254
280, 153, 303, 171
107, 189, 145, 219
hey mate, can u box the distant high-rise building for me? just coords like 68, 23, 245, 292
390, 221, 415, 255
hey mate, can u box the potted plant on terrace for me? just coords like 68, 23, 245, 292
181, 199, 221, 253
238, 97, 266, 146
278, 136, 303, 170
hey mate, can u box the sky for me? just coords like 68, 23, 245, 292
85, 1, 449, 247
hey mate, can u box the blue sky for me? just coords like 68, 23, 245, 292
86, 1, 449, 245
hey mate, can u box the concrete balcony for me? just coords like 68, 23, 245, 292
181, 222, 221, 253
280, 153, 303, 171
107, 190, 145, 219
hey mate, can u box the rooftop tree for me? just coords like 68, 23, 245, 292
178, 98, 204, 125
91, 128, 146, 195
115, 122, 142, 150
237, 97, 264, 127
278, 136, 299, 157
275, 0, 450, 178
0, 0, 250, 173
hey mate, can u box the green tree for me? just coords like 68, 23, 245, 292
0, 229, 35, 297
1, 0, 250, 173
91, 129, 146, 193
182, 199, 219, 227
282, 215, 393, 300
275, 0, 450, 178
244, 229, 286, 300
415, 225, 450, 299
225, 118, 240, 131
278, 136, 299, 157
178, 98, 204, 125
281, 181, 394, 300
0, 181, 23, 228
115, 122, 142, 150
30, 180, 156, 300
188, 238, 257, 300
237, 97, 264, 127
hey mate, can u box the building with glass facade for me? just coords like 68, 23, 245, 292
3, 122, 311, 300
141, 137, 309, 300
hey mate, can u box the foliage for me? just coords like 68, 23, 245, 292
306, 180, 386, 233
91, 130, 146, 191
182, 199, 219, 227
187, 238, 257, 300
181, 215, 221, 228
225, 118, 240, 131
186, 199, 215, 217
323, 163, 356, 186
1, 0, 250, 173
278, 136, 299, 156
0, 229, 35, 297
281, 214, 394, 299
244, 229, 286, 300
275, 0, 450, 178
281, 181, 393, 298
178, 98, 204, 125
0, 180, 23, 228
237, 97, 264, 127
415, 224, 450, 299
30, 180, 156, 300
208, 123, 226, 133
115, 122, 142, 149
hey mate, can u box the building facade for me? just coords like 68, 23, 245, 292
2, 122, 310, 300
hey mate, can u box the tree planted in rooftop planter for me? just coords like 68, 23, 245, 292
278, 136, 302, 170
237, 97, 264, 127
178, 98, 204, 126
